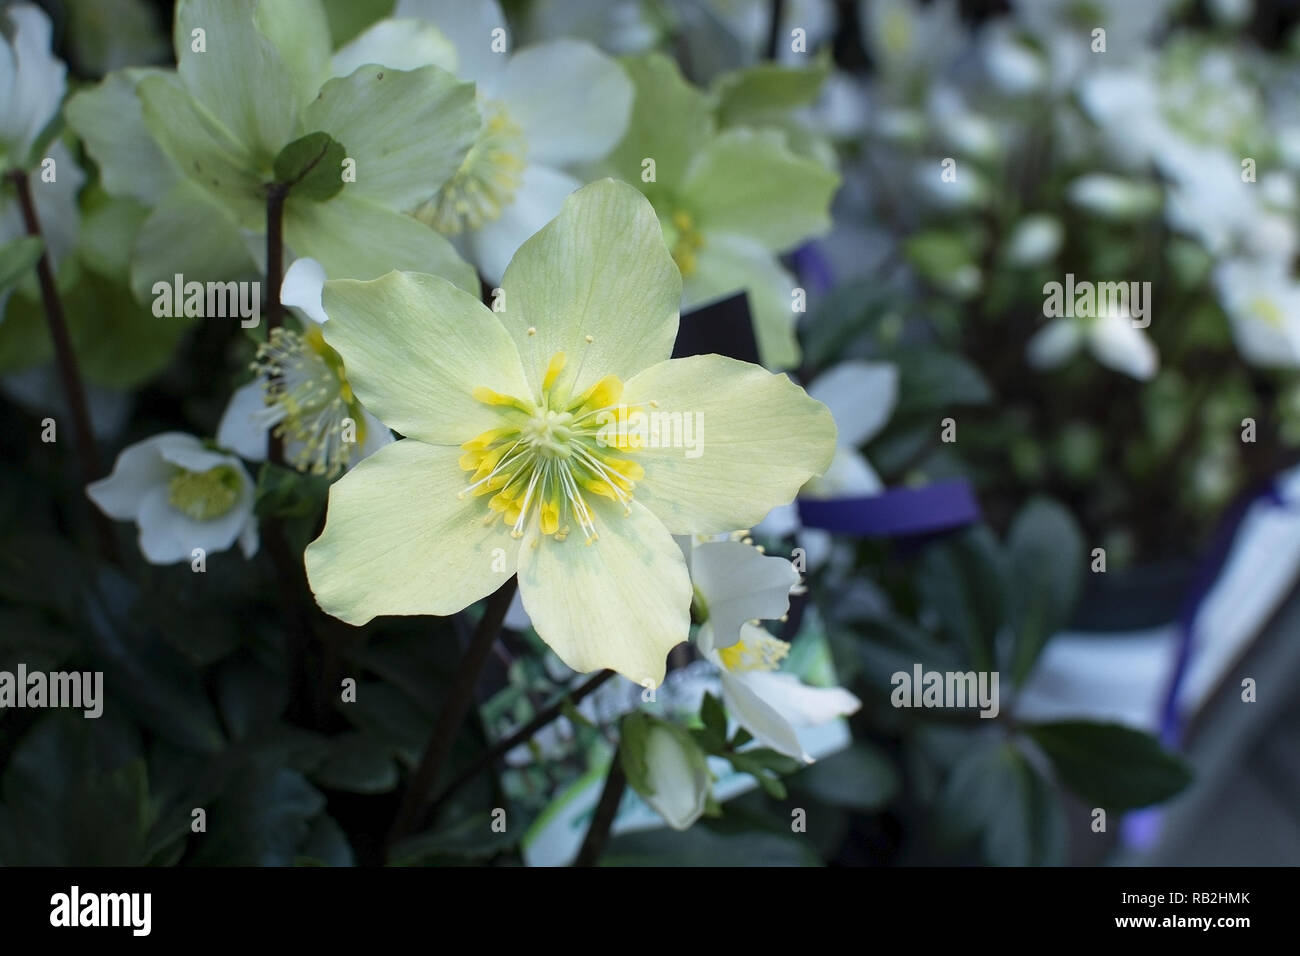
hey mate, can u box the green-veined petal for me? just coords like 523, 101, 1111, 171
517, 500, 690, 686
130, 181, 258, 303
605, 53, 714, 197
681, 128, 838, 252
319, 269, 530, 444
173, 0, 311, 163
621, 354, 836, 534
498, 178, 680, 396
64, 68, 179, 203
284, 194, 476, 290
331, 18, 458, 76
137, 71, 266, 225
304, 439, 518, 623
304, 63, 478, 212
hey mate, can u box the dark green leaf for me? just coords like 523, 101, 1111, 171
793, 742, 899, 811
1007, 498, 1085, 684
892, 348, 993, 412
935, 738, 1065, 866
312, 732, 399, 794
914, 526, 1006, 672
1024, 721, 1194, 811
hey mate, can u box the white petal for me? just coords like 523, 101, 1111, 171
281, 257, 329, 325
641, 725, 709, 830
690, 540, 798, 650
739, 668, 861, 727
808, 360, 898, 447
216, 381, 273, 462
466, 164, 579, 286
331, 18, 458, 77
0, 4, 66, 165
496, 40, 633, 167
238, 515, 260, 559
1025, 318, 1083, 370
802, 447, 883, 498
86, 433, 175, 520
1088, 313, 1158, 381
395, 0, 507, 85
718, 663, 808, 762
157, 436, 245, 474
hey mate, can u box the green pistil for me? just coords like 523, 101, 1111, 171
167, 465, 242, 521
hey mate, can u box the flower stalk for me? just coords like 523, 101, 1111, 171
6, 168, 118, 564
387, 576, 520, 851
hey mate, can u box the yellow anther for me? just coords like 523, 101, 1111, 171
540, 499, 560, 535
472, 386, 531, 411
570, 374, 624, 412
542, 351, 567, 393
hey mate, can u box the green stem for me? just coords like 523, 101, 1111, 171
6, 168, 118, 565
429, 668, 616, 815
265, 183, 288, 466
573, 746, 626, 866
386, 577, 519, 852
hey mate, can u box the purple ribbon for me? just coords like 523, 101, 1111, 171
1122, 477, 1289, 851
797, 479, 981, 538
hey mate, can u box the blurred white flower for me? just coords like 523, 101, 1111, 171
1214, 259, 1300, 367
1027, 309, 1159, 381
862, 0, 964, 88
759, 360, 898, 566
0, 4, 65, 170
88, 433, 258, 565
979, 22, 1047, 95
396, 0, 633, 284
1004, 214, 1064, 267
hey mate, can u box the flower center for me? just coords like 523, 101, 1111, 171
663, 209, 705, 278
718, 630, 791, 673
252, 325, 366, 477
167, 464, 242, 521
459, 342, 652, 544
1249, 295, 1285, 329
421, 98, 527, 235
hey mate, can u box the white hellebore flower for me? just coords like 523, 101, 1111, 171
0, 6, 82, 290
398, 0, 634, 284
1213, 259, 1300, 367
87, 433, 258, 564
640, 721, 710, 830
1027, 307, 1158, 381
217, 258, 393, 477
0, 3, 64, 170
682, 532, 802, 649
303, 180, 836, 686
690, 537, 860, 762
